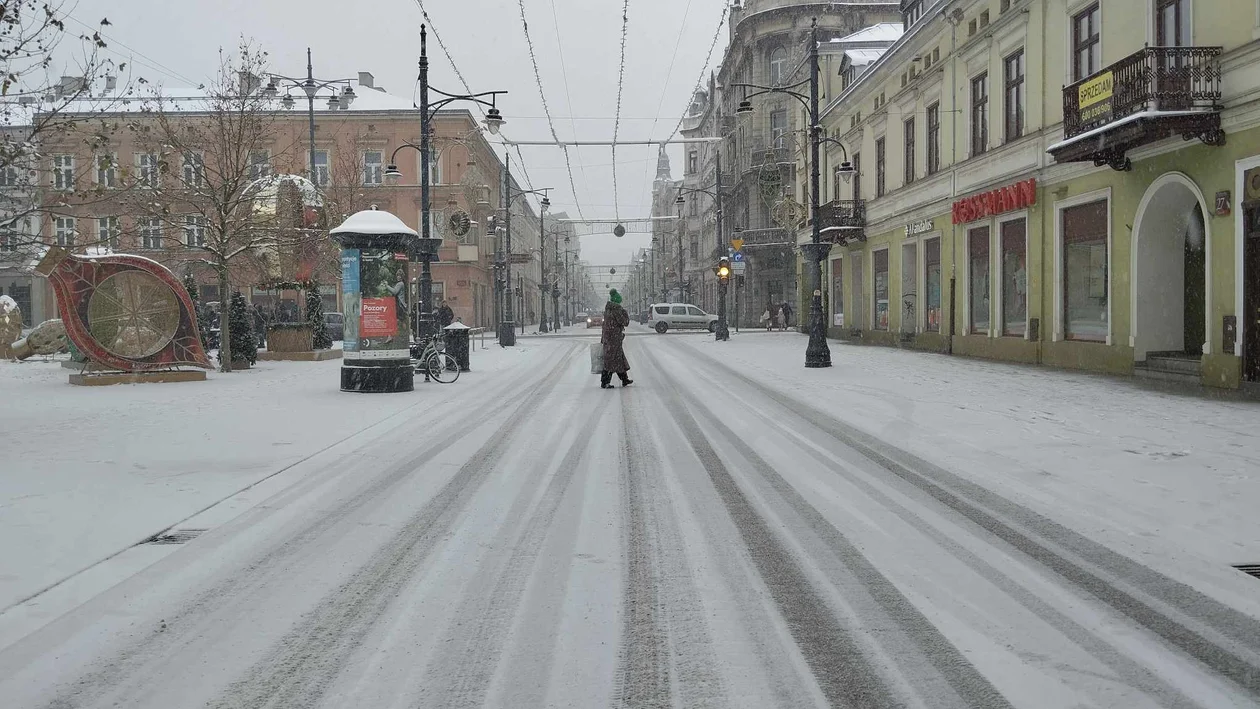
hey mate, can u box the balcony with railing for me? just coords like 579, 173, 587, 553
1049, 46, 1223, 171
818, 200, 866, 244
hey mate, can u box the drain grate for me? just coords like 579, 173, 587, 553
144, 529, 207, 545
1232, 564, 1260, 580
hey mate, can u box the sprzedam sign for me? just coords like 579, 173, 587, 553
952, 179, 1037, 224
1078, 70, 1114, 124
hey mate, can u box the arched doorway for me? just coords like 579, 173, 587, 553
1132, 173, 1209, 372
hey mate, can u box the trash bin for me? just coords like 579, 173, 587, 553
444, 322, 471, 372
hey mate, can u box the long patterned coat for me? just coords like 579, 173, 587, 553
601, 301, 631, 373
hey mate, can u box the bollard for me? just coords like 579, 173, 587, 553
444, 322, 471, 372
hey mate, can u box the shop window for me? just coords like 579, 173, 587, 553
874, 249, 889, 330
924, 237, 942, 332
902, 242, 917, 332
832, 261, 844, 327
1001, 219, 1028, 336
852, 252, 865, 329
969, 226, 991, 334
1062, 200, 1108, 341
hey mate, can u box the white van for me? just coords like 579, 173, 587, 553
647, 303, 718, 333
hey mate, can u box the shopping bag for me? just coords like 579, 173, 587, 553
590, 342, 603, 374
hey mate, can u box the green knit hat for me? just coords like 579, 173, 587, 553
609, 288, 622, 304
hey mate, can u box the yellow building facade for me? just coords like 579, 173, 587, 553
811, 0, 1260, 389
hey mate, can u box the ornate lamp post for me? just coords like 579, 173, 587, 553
733, 18, 854, 368
262, 49, 356, 192
381, 24, 506, 344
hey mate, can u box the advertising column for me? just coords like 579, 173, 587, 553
330, 209, 420, 393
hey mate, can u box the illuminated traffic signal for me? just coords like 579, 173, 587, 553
715, 257, 731, 281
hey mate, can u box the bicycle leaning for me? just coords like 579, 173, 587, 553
410, 332, 460, 384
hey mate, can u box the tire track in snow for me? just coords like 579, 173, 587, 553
638, 348, 903, 709
416, 393, 614, 708
650, 355, 1012, 708
32, 350, 581, 709
663, 346, 1214, 708
204, 346, 583, 709
616, 385, 726, 709
670, 340, 1260, 699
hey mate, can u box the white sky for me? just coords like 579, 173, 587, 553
55, 0, 729, 267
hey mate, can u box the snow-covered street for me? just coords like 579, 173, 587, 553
3, 331, 1260, 708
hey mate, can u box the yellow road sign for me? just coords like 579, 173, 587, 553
731, 239, 744, 252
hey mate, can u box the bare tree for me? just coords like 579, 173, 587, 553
131, 42, 303, 372
0, 1, 143, 257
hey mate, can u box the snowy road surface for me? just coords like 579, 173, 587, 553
3, 332, 1260, 708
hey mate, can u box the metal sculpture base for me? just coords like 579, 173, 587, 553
69, 370, 208, 386
340, 362, 414, 393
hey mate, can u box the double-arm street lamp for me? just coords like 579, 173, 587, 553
262, 49, 357, 192
733, 18, 855, 368
674, 152, 729, 340
381, 24, 506, 343
498, 168, 553, 345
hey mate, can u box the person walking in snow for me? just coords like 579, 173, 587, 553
438, 301, 455, 329
761, 307, 772, 331
778, 304, 788, 331
781, 301, 793, 329
600, 289, 633, 389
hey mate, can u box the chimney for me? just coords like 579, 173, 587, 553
357, 72, 375, 89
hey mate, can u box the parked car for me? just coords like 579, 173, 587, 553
323, 312, 345, 341
648, 303, 718, 333
585, 312, 604, 329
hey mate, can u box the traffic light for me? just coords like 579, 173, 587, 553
715, 257, 731, 282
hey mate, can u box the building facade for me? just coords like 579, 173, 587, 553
816, 0, 1260, 389
13, 72, 514, 332
715, 0, 902, 326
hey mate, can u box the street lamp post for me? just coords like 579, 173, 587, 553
733, 18, 853, 368
536, 196, 552, 333
262, 49, 357, 192
675, 148, 729, 340
383, 24, 506, 344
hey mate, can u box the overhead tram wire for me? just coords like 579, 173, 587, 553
611, 0, 631, 220
549, 0, 593, 208
408, 0, 549, 210
666, 2, 730, 141
64, 13, 203, 87
515, 0, 587, 220
639, 0, 697, 222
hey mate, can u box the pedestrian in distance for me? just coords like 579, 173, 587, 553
778, 304, 788, 332
438, 301, 455, 329
761, 307, 772, 331
781, 301, 793, 329
600, 289, 633, 389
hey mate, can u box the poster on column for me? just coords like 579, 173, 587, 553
354, 249, 410, 359
341, 249, 360, 353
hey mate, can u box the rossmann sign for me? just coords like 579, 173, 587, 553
952, 179, 1037, 224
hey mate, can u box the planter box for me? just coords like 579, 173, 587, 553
257, 349, 342, 362
70, 370, 207, 386
267, 325, 313, 353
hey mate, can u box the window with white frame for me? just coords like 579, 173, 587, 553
0, 217, 30, 252
54, 216, 76, 246
0, 164, 20, 187
926, 103, 941, 174
1004, 49, 1025, 142
1062, 199, 1109, 341
53, 155, 74, 190
248, 150, 271, 180
96, 216, 120, 248
971, 73, 989, 156
311, 149, 330, 187
182, 152, 205, 188
969, 226, 991, 334
96, 153, 117, 187
184, 215, 207, 247
140, 217, 164, 249
769, 47, 789, 86
688, 150, 698, 175
875, 137, 887, 197
363, 150, 383, 185
1001, 218, 1028, 336
1072, 4, 1102, 82
770, 109, 788, 150
137, 152, 160, 188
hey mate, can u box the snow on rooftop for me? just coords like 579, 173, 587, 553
830, 22, 905, 44
845, 49, 887, 65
